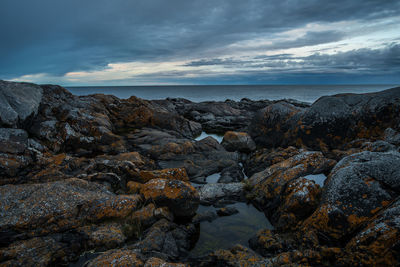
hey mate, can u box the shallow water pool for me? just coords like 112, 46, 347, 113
189, 202, 273, 257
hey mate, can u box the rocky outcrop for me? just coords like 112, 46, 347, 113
250, 87, 400, 150
221, 131, 256, 153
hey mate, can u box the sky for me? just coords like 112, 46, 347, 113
1, 0, 400, 86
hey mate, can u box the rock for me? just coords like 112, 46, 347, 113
249, 101, 304, 148
249, 229, 295, 257
131, 219, 196, 260
130, 204, 174, 230
244, 146, 301, 177
218, 165, 244, 183
250, 87, 400, 151
0, 128, 28, 154
139, 168, 189, 183
248, 151, 335, 223
198, 183, 244, 205
141, 179, 199, 217
194, 245, 269, 267
361, 140, 398, 152
144, 257, 189, 267
274, 177, 321, 230
0, 80, 43, 127
78, 223, 127, 250
83, 172, 123, 192
340, 197, 400, 266
0, 178, 141, 242
216, 206, 239, 216
86, 249, 145, 267
127, 181, 143, 194
301, 151, 400, 245
384, 127, 400, 146
221, 131, 256, 153
269, 249, 323, 266
0, 235, 79, 266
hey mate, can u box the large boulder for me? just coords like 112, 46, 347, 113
248, 151, 335, 227
0, 80, 43, 127
141, 179, 199, 217
301, 151, 400, 245
221, 131, 256, 153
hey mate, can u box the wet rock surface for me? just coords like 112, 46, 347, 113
1, 80, 400, 266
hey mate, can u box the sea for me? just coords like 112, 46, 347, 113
66, 84, 399, 104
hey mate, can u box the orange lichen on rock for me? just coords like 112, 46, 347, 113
139, 168, 189, 183
141, 178, 199, 217
86, 249, 145, 267
127, 181, 142, 194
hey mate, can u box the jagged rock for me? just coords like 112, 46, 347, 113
141, 179, 199, 217
301, 151, 400, 245
221, 131, 256, 153
0, 80, 43, 127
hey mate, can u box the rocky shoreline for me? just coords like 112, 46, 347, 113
1, 80, 400, 266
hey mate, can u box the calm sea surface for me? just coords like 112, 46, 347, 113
67, 84, 398, 103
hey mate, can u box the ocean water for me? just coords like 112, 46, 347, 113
66, 84, 398, 103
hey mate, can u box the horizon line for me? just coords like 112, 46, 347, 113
64, 83, 400, 88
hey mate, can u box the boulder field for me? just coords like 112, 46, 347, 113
0, 80, 400, 266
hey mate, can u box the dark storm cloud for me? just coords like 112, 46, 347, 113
0, 0, 400, 79
154, 44, 400, 78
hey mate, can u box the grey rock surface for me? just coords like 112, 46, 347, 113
0, 80, 43, 127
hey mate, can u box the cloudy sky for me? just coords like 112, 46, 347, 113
1, 0, 400, 85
